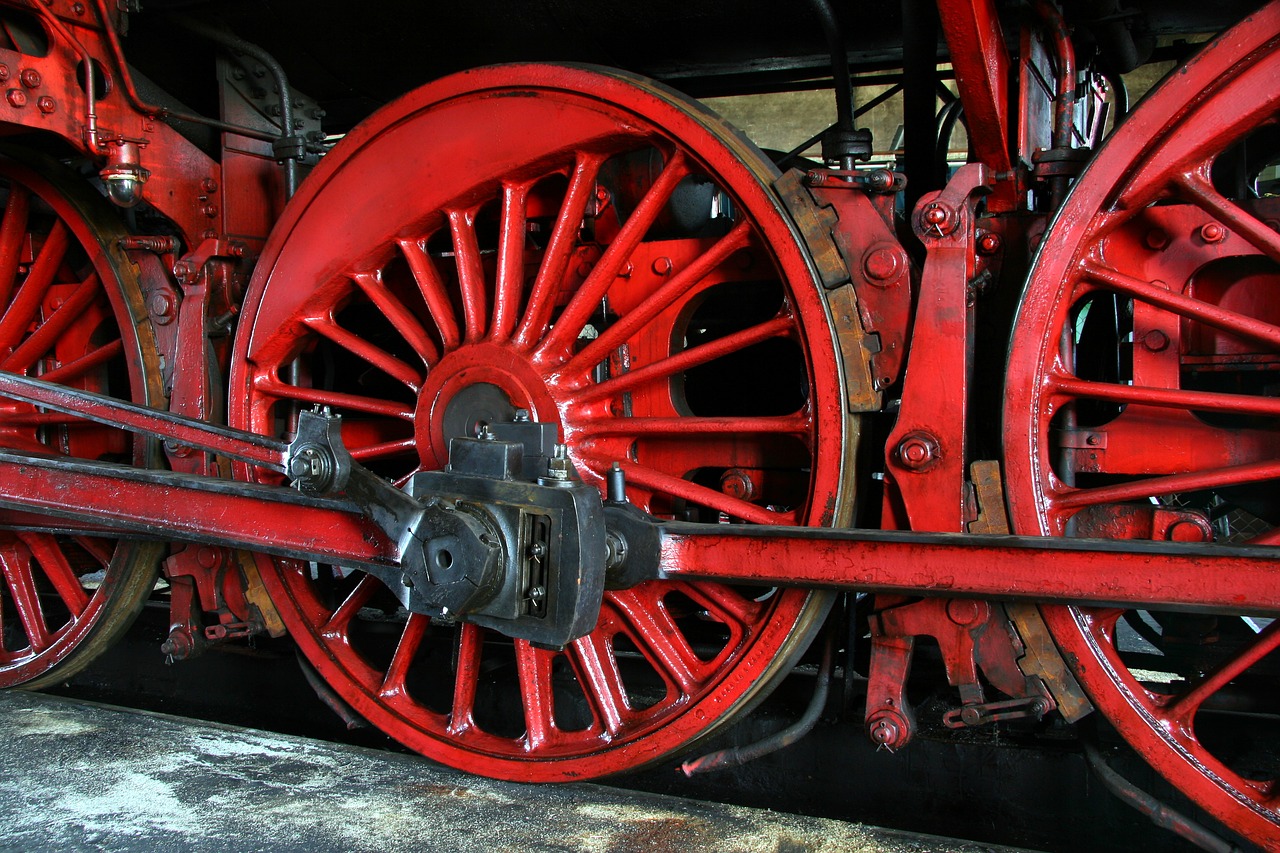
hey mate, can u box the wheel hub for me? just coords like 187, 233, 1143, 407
415, 343, 564, 469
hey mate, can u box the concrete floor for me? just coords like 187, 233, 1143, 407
0, 689, 1031, 853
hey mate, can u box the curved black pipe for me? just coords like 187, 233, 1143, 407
803, 0, 855, 134
680, 626, 835, 775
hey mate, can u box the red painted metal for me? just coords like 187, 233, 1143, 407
936, 0, 1011, 175
882, 165, 991, 532
226, 64, 849, 780
936, 0, 1017, 210
1005, 3, 1280, 843
655, 526, 1280, 612
0, 0, 1272, 843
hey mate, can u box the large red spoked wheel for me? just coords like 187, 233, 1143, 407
1006, 8, 1280, 844
0, 154, 163, 688
229, 65, 852, 779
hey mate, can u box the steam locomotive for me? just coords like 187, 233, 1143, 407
0, 0, 1275, 847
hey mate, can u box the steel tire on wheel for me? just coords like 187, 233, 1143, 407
1005, 7, 1280, 845
229, 65, 855, 780
0, 151, 163, 689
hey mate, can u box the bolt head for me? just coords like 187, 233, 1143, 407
1199, 222, 1227, 243
35, 96, 53, 114
1142, 329, 1170, 352
868, 718, 900, 747
18, 69, 39, 89
862, 245, 903, 283
652, 257, 673, 276
5, 89, 26, 108
719, 469, 755, 501
977, 231, 1002, 255
896, 432, 940, 471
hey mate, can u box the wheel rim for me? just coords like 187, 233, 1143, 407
1005, 10, 1280, 844
0, 154, 161, 688
229, 65, 848, 780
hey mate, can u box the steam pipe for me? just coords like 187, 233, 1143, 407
1035, 0, 1079, 209
804, 0, 855, 134
168, 14, 300, 197
90, 0, 277, 144
29, 1, 97, 150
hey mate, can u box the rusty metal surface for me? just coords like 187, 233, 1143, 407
0, 689, 1032, 853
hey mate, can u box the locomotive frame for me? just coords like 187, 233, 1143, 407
0, 0, 1275, 848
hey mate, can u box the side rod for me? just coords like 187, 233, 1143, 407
656, 523, 1280, 615
0, 370, 1276, 614
0, 444, 1276, 613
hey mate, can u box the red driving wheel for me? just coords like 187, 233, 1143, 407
229, 65, 853, 779
1005, 8, 1280, 844
0, 153, 163, 688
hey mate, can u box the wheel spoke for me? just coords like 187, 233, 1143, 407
569, 315, 794, 405
448, 623, 483, 733
1082, 260, 1280, 351
515, 152, 606, 349
580, 453, 800, 525
1176, 170, 1280, 266
564, 219, 751, 375
569, 628, 628, 736
320, 573, 380, 640
578, 414, 810, 438
398, 235, 462, 351
447, 207, 488, 343
514, 639, 557, 749
379, 612, 429, 700
37, 340, 122, 384
71, 536, 111, 567
490, 181, 531, 343
18, 532, 89, 618
2, 273, 101, 374
537, 149, 690, 362
609, 588, 701, 694
351, 272, 440, 368
303, 313, 423, 392
1168, 620, 1280, 723
0, 219, 68, 352
0, 184, 30, 306
254, 376, 414, 420
1054, 457, 1280, 510
349, 436, 417, 461
1047, 373, 1280, 418
453, 617, 486, 732
674, 579, 766, 627
0, 538, 49, 652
